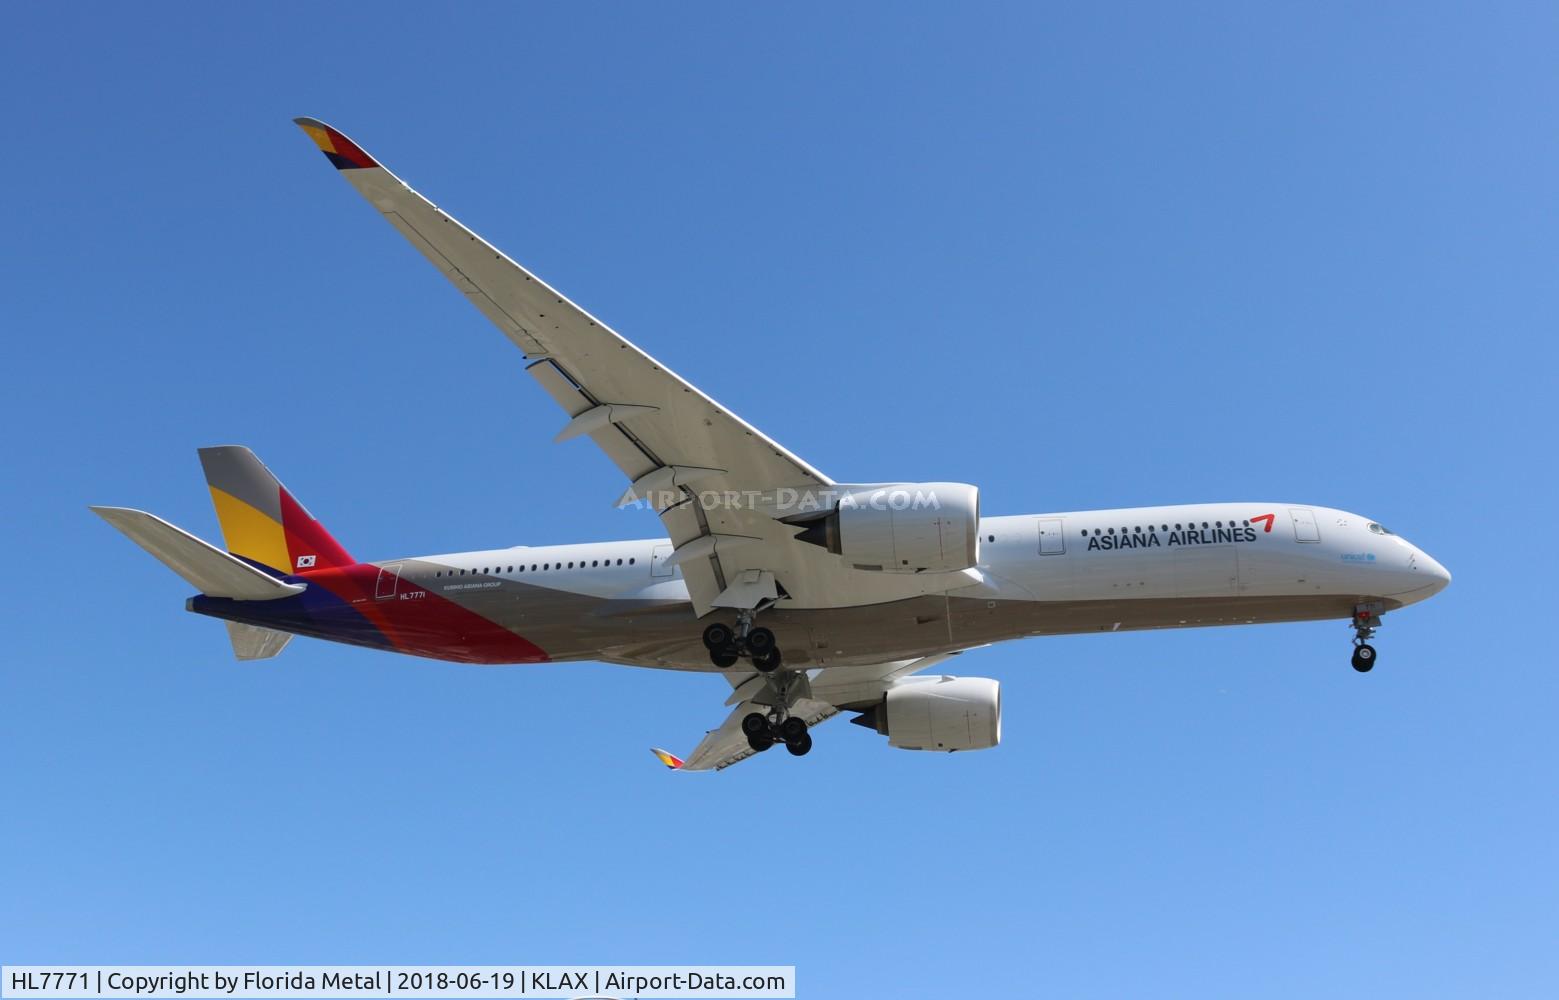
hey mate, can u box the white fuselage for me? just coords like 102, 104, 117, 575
983, 503, 1449, 609
415, 503, 1448, 610
391, 502, 1449, 669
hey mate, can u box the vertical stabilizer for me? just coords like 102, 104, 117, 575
197, 446, 354, 574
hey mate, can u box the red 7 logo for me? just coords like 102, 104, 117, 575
1251, 513, 1275, 533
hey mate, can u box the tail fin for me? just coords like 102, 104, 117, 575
197, 446, 353, 575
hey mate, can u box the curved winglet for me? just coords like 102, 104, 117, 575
293, 117, 379, 170
650, 747, 685, 770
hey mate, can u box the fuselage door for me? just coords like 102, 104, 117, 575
650, 544, 675, 577
1038, 517, 1066, 555
1290, 508, 1321, 543
374, 562, 403, 599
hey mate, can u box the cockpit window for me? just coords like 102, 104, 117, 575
1367, 522, 1394, 535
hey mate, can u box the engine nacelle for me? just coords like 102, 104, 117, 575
793, 482, 980, 573
851, 676, 1002, 751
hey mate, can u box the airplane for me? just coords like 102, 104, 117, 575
92, 118, 1452, 772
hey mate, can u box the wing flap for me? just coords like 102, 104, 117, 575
526, 359, 659, 485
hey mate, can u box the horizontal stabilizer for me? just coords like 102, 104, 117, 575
225, 621, 294, 660
90, 506, 306, 601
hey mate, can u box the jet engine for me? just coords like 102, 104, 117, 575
850, 676, 1002, 751
793, 482, 980, 573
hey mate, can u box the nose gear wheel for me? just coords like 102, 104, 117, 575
1350, 603, 1383, 672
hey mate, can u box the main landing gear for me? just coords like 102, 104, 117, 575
741, 708, 812, 756
1351, 603, 1383, 673
702, 613, 782, 672
703, 603, 812, 758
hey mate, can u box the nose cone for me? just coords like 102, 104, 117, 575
1421, 550, 1452, 593
1406, 547, 1451, 600
1384, 543, 1450, 604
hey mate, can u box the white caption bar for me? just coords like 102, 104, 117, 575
1, 967, 795, 999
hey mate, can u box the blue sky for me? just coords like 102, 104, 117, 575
3, 3, 1556, 996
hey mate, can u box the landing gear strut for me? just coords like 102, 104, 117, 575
702, 609, 782, 671
1351, 603, 1382, 672
738, 668, 813, 758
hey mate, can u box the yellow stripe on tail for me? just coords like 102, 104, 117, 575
208, 486, 291, 573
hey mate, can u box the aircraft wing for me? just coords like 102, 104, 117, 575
654, 694, 839, 773
295, 118, 852, 617
652, 651, 970, 772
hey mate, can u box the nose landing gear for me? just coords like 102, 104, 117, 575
1351, 603, 1383, 672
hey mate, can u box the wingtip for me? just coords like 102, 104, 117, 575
293, 117, 378, 170
650, 747, 685, 770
